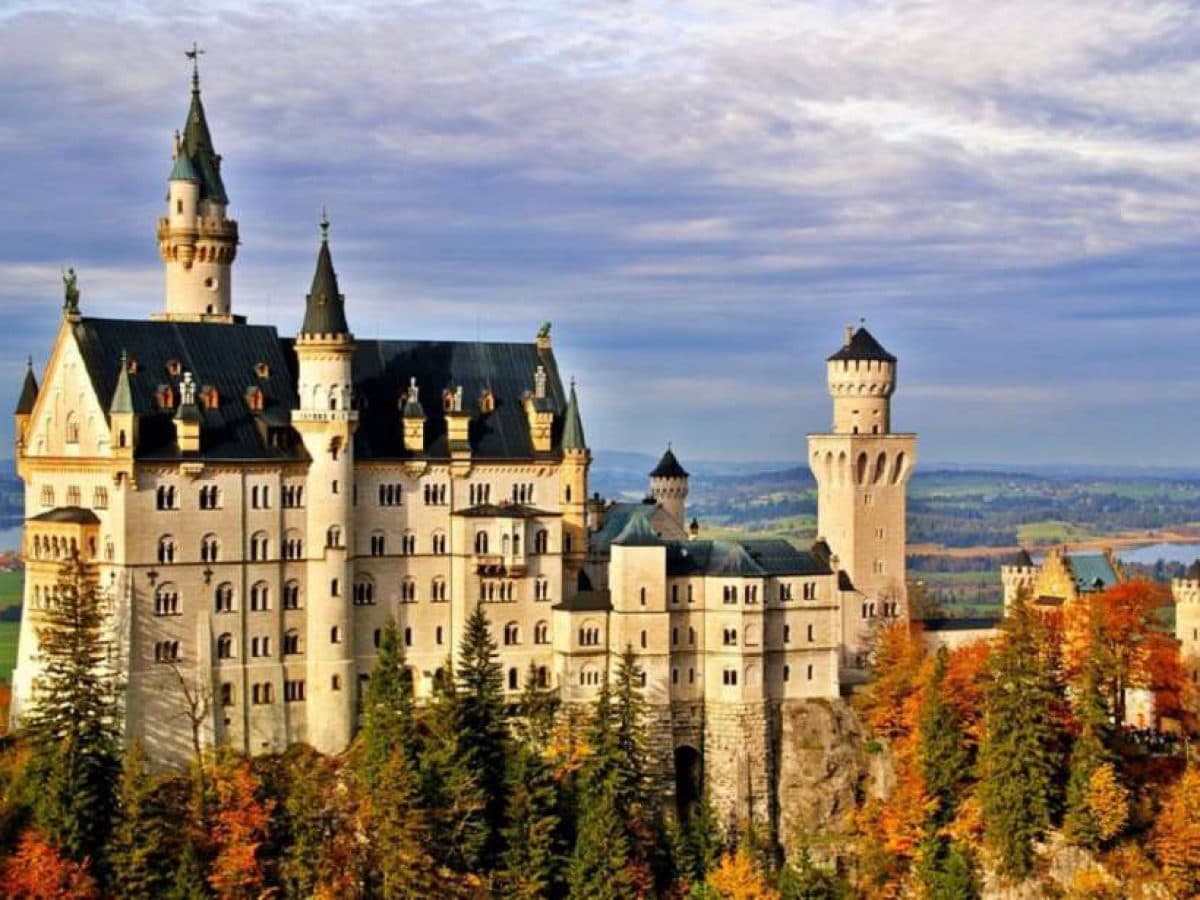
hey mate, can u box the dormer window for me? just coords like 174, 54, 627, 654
244, 386, 264, 412
127, 356, 139, 374
167, 359, 182, 377
254, 362, 270, 379
479, 388, 495, 414
200, 385, 219, 410
155, 384, 175, 410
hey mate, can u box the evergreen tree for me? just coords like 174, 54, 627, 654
108, 742, 172, 898
611, 646, 649, 815
370, 749, 441, 898
977, 593, 1064, 880
498, 744, 563, 899
778, 846, 850, 899
359, 620, 418, 783
567, 773, 637, 900
921, 842, 979, 900
516, 661, 560, 750
163, 841, 208, 900
455, 604, 510, 867
682, 793, 725, 883
1064, 616, 1114, 849
419, 658, 489, 873
26, 551, 120, 868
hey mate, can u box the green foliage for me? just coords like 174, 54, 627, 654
1064, 615, 1115, 850
370, 749, 441, 897
108, 742, 173, 898
359, 620, 418, 783
921, 841, 979, 900
977, 593, 1065, 880
498, 744, 563, 899
567, 773, 637, 900
162, 841, 209, 900
25, 552, 120, 868
777, 846, 850, 899
516, 661, 560, 751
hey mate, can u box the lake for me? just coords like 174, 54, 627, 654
1119, 543, 1200, 566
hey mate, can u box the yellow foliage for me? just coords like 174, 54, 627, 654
1152, 764, 1200, 897
1065, 867, 1120, 900
1084, 763, 1129, 844
706, 849, 779, 900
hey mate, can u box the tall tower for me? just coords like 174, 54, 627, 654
560, 379, 590, 591
155, 54, 239, 322
649, 446, 689, 527
292, 216, 357, 754
808, 325, 917, 663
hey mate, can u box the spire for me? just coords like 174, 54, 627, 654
562, 378, 586, 450
301, 213, 351, 337
110, 351, 133, 414
15, 357, 38, 415
178, 43, 227, 204
650, 445, 689, 479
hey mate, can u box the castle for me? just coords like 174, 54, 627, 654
10, 62, 915, 824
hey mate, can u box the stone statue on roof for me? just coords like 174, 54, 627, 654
62, 267, 80, 313
537, 321, 551, 339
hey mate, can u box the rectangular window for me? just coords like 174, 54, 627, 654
66, 486, 81, 506
284, 680, 306, 702
722, 669, 738, 686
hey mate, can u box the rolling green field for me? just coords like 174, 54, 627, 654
0, 570, 21, 683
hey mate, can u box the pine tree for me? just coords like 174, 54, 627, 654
108, 742, 173, 898
370, 749, 441, 898
359, 620, 418, 783
25, 551, 120, 868
498, 744, 563, 899
162, 841, 208, 900
977, 593, 1064, 880
454, 604, 510, 868
516, 661, 560, 751
567, 772, 637, 900
1064, 615, 1114, 849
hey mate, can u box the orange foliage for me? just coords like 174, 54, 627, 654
943, 640, 990, 747
207, 757, 275, 900
1152, 764, 1200, 896
706, 848, 779, 899
856, 622, 927, 740
0, 830, 98, 899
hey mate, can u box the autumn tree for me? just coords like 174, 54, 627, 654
368, 749, 442, 897
854, 621, 926, 740
0, 828, 99, 899
24, 552, 120, 868
705, 847, 779, 899
1153, 764, 1200, 896
206, 755, 274, 900
1064, 622, 1115, 850
977, 592, 1065, 880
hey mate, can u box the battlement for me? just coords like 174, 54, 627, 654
1172, 578, 1200, 605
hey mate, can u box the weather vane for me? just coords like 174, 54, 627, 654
185, 42, 205, 86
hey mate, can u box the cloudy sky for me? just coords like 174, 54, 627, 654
1, 1, 1198, 466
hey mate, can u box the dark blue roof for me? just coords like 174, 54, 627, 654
666, 538, 832, 578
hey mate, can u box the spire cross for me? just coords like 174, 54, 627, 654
185, 42, 205, 89
320, 208, 330, 243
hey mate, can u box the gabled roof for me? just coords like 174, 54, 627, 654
1063, 552, 1119, 593
180, 75, 227, 204
650, 446, 688, 479
14, 359, 37, 415
562, 381, 586, 450
301, 221, 350, 337
612, 508, 664, 547
665, 538, 833, 578
828, 327, 896, 363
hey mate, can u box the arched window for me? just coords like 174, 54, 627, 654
284, 630, 301, 655
200, 533, 219, 563
326, 525, 342, 549
249, 531, 268, 561
354, 578, 375, 606
330, 626, 342, 644
579, 665, 601, 687
157, 535, 177, 564
283, 580, 301, 610
503, 622, 519, 646
250, 581, 270, 612
283, 531, 303, 560
534, 620, 549, 644
215, 582, 234, 613
508, 667, 519, 690
534, 529, 549, 554
579, 622, 601, 647
65, 412, 80, 444
432, 531, 447, 555
154, 583, 180, 616
370, 531, 386, 556
474, 531, 489, 554
217, 633, 234, 660
431, 577, 447, 602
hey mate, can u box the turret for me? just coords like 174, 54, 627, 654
173, 372, 202, 454
13, 358, 37, 452
156, 58, 239, 322
1000, 548, 1039, 609
649, 446, 689, 527
827, 325, 896, 435
560, 379, 590, 587
292, 215, 357, 754
109, 351, 137, 457
1175, 562, 1200, 686
401, 376, 425, 453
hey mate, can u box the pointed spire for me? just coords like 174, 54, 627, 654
301, 213, 350, 337
15, 357, 38, 415
179, 43, 227, 204
562, 377, 586, 450
650, 445, 689, 479
110, 351, 133, 414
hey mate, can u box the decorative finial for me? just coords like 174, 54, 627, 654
119, 349, 128, 367
320, 208, 330, 243
25, 356, 32, 371
185, 42, 205, 91
61, 267, 80, 314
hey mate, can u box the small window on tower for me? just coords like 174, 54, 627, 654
176, 199, 182, 214
167, 359, 182, 377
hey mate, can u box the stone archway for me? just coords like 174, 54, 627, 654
674, 744, 702, 821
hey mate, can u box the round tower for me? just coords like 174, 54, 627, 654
827, 324, 895, 435
292, 215, 357, 755
156, 60, 239, 321
649, 446, 689, 526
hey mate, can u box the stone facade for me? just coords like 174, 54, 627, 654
12, 66, 921, 833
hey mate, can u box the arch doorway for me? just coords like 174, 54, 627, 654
674, 744, 702, 821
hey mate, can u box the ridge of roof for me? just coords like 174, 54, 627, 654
828, 326, 896, 363
650, 446, 689, 478
612, 508, 664, 546
562, 380, 586, 450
